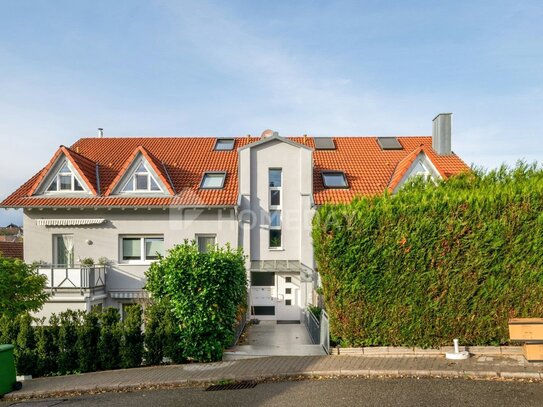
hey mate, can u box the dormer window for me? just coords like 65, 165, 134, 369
200, 172, 226, 189
322, 171, 348, 188
121, 162, 162, 192
46, 163, 85, 192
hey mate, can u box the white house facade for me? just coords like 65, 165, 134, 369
1, 114, 469, 321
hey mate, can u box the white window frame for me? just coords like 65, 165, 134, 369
44, 160, 87, 194
120, 160, 164, 194
196, 234, 217, 253
119, 235, 164, 264
268, 168, 283, 250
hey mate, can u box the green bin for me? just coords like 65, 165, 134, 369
0, 344, 22, 396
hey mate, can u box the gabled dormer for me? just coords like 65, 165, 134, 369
104, 146, 175, 196
388, 146, 445, 193
28, 146, 98, 196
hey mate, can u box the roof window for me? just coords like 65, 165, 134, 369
322, 171, 348, 188
200, 172, 226, 189
377, 137, 403, 150
214, 139, 235, 151
314, 137, 336, 150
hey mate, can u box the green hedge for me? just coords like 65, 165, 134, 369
313, 163, 543, 348
0, 305, 169, 377
146, 241, 247, 362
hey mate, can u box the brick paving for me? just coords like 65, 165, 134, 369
5, 354, 543, 400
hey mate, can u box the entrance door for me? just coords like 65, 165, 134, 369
276, 273, 301, 321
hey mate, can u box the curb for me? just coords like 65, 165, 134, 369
4, 368, 542, 400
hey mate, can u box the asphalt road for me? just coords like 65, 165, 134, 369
3, 377, 543, 407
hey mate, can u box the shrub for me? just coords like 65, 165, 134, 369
77, 310, 101, 372
35, 317, 59, 376
14, 314, 37, 376
145, 241, 247, 362
121, 304, 144, 368
144, 302, 166, 365
313, 163, 543, 347
98, 307, 121, 370
0, 257, 48, 318
57, 310, 81, 374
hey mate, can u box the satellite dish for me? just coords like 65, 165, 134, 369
261, 129, 278, 138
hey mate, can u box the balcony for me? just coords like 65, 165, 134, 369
38, 265, 106, 295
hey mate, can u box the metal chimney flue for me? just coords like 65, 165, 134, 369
432, 113, 452, 155
98, 128, 104, 138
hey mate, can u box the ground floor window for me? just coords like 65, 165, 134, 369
251, 272, 275, 286
196, 234, 216, 253
252, 306, 275, 316
120, 235, 164, 263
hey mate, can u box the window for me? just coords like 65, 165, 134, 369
269, 169, 282, 187
53, 234, 74, 266
121, 236, 164, 262
411, 161, 431, 178
269, 169, 283, 249
285, 288, 292, 294
46, 162, 85, 192
322, 171, 348, 188
285, 300, 292, 306
314, 137, 336, 150
214, 139, 235, 151
253, 306, 275, 316
200, 172, 226, 189
285, 277, 291, 283
121, 161, 162, 193
251, 272, 275, 286
197, 235, 216, 253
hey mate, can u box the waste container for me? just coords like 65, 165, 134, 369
0, 344, 22, 396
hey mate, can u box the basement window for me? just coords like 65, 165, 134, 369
214, 139, 235, 151
322, 171, 348, 188
200, 172, 226, 189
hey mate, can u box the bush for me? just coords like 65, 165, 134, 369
77, 310, 101, 372
145, 241, 247, 362
144, 302, 166, 365
98, 308, 121, 370
121, 304, 144, 368
15, 314, 37, 376
313, 163, 543, 347
35, 317, 59, 376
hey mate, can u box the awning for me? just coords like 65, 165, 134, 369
109, 291, 149, 299
250, 260, 316, 282
36, 219, 106, 226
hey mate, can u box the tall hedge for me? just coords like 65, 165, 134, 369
313, 163, 543, 347
145, 241, 247, 362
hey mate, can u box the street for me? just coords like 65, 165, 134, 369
3, 377, 543, 407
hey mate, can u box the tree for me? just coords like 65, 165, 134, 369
145, 241, 247, 362
0, 256, 48, 318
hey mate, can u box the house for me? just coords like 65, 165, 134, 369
0, 114, 468, 321
0, 223, 23, 242
0, 241, 24, 260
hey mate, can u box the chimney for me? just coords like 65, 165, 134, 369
432, 113, 452, 155
98, 128, 104, 138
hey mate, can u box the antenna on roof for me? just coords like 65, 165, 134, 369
98, 128, 104, 138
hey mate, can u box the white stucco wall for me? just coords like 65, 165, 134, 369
24, 207, 239, 294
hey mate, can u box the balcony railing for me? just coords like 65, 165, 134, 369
38, 265, 106, 295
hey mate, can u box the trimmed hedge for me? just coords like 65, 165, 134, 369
146, 241, 247, 362
313, 163, 543, 347
0, 305, 173, 377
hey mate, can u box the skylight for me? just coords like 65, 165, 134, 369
377, 137, 403, 150
322, 171, 348, 188
314, 137, 336, 150
214, 139, 235, 151
200, 172, 226, 189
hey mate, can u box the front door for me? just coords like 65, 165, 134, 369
276, 273, 301, 321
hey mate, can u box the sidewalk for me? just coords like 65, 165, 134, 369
5, 354, 543, 400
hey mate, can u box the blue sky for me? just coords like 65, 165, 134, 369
1, 0, 542, 225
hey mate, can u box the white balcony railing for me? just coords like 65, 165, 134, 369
38, 265, 106, 295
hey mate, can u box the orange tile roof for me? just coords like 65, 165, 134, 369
1, 136, 469, 208
0, 241, 24, 260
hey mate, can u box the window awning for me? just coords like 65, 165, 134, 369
109, 291, 149, 299
251, 260, 310, 272
36, 218, 106, 226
